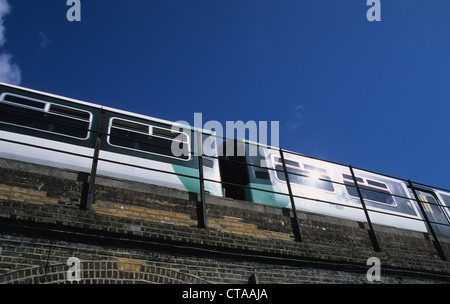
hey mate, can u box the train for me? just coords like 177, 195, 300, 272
0, 82, 449, 237
219, 140, 450, 237
0, 82, 222, 197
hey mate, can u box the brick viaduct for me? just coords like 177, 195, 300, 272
0, 158, 449, 284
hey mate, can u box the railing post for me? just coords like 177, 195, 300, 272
196, 131, 207, 228
81, 111, 105, 210
408, 180, 447, 261
279, 149, 302, 242
349, 165, 381, 252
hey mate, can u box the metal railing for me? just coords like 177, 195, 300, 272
0, 116, 449, 261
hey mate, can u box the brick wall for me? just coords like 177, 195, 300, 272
0, 159, 449, 284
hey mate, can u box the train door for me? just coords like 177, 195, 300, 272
413, 188, 450, 237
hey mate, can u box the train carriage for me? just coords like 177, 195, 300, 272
0, 84, 100, 173
0, 82, 222, 197
219, 140, 450, 236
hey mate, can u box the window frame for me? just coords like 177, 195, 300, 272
272, 155, 336, 193
0, 92, 93, 140
342, 173, 398, 207
107, 117, 191, 161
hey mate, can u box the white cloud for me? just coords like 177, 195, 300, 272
0, 0, 10, 47
0, 0, 21, 85
0, 53, 21, 84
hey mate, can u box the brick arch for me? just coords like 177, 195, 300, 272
0, 260, 212, 284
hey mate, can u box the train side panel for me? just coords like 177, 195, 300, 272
0, 83, 100, 173
350, 167, 426, 232
219, 140, 290, 208
0, 83, 223, 197
233, 143, 427, 233
97, 109, 223, 196
412, 186, 450, 237
269, 149, 369, 223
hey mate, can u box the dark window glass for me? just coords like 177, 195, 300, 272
49, 104, 91, 121
3, 94, 46, 109
0, 102, 90, 139
367, 179, 388, 189
111, 119, 149, 133
274, 157, 300, 168
343, 180, 396, 206
342, 174, 364, 184
202, 158, 214, 169
255, 170, 270, 180
109, 120, 189, 160
440, 193, 450, 208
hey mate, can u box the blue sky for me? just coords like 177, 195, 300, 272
1, 0, 450, 189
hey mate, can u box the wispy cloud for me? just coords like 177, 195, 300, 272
38, 31, 50, 52
285, 104, 305, 131
0, 0, 9, 47
0, 0, 21, 85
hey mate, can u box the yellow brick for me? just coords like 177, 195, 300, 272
0, 184, 12, 192
28, 190, 47, 197
40, 197, 58, 204
116, 258, 146, 273
145, 209, 161, 215
174, 213, 190, 219
129, 206, 144, 212
13, 192, 23, 198
159, 210, 174, 217
26, 200, 44, 206
223, 216, 242, 222
105, 208, 118, 214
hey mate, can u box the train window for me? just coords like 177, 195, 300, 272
0, 93, 92, 140
111, 119, 149, 134
254, 170, 270, 180
342, 174, 397, 207
424, 195, 439, 214
274, 157, 299, 168
2, 93, 47, 109
342, 174, 364, 184
367, 179, 388, 189
108, 118, 190, 161
152, 126, 186, 140
440, 193, 450, 208
273, 157, 335, 192
49, 104, 92, 121
202, 157, 214, 169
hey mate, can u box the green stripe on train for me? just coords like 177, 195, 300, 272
245, 183, 290, 208
172, 164, 223, 197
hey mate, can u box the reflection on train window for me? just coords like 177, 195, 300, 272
416, 191, 450, 224
342, 174, 397, 207
108, 118, 190, 161
440, 193, 450, 208
274, 157, 335, 192
0, 93, 92, 140
421, 195, 440, 214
